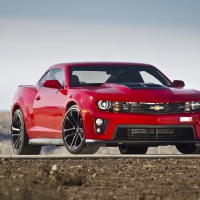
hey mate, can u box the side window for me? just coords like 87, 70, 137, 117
38, 71, 49, 87
46, 68, 65, 86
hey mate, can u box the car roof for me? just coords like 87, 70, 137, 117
49, 62, 154, 70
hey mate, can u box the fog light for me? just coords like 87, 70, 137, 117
97, 128, 102, 133
96, 118, 103, 126
95, 119, 108, 134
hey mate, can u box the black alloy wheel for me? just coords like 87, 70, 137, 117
62, 105, 99, 154
176, 144, 200, 154
11, 109, 41, 155
119, 145, 148, 154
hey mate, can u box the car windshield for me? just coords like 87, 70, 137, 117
69, 66, 173, 87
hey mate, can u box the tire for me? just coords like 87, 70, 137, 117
11, 109, 41, 155
176, 144, 200, 154
62, 105, 100, 154
119, 145, 148, 154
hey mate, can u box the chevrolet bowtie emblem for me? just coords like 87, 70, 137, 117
150, 105, 164, 111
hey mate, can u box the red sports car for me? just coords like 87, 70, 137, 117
11, 62, 200, 155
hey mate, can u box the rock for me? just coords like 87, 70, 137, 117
51, 164, 57, 171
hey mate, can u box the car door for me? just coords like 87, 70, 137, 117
33, 68, 65, 138
50, 68, 68, 137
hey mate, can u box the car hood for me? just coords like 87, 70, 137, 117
78, 83, 200, 102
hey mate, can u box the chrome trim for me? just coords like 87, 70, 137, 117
12, 127, 20, 131
149, 105, 164, 111
85, 139, 105, 143
29, 139, 64, 146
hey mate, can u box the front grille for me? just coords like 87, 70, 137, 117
115, 127, 195, 141
121, 102, 185, 114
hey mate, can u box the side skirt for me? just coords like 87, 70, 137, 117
29, 139, 64, 146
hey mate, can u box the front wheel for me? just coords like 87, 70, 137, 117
176, 144, 200, 154
119, 145, 148, 154
11, 109, 41, 155
62, 105, 100, 154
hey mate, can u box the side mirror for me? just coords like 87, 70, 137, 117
43, 80, 63, 90
173, 80, 185, 88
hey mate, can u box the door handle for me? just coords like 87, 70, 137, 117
36, 96, 41, 101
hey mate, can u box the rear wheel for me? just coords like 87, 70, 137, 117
119, 145, 148, 154
176, 144, 200, 154
11, 109, 41, 155
62, 105, 100, 154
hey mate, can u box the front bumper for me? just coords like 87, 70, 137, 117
82, 109, 200, 143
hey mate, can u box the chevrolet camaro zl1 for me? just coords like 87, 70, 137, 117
11, 62, 200, 154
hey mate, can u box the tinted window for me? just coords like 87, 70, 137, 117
69, 66, 172, 87
140, 71, 163, 85
38, 71, 49, 87
47, 68, 65, 86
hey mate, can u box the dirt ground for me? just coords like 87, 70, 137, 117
0, 157, 200, 200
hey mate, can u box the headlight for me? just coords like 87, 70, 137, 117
113, 102, 121, 111
184, 102, 200, 111
97, 101, 112, 110
97, 101, 122, 111
184, 102, 191, 111
191, 102, 200, 110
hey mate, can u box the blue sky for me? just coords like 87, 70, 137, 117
1, 0, 200, 28
0, 0, 200, 110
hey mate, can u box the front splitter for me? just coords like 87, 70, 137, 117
85, 139, 200, 147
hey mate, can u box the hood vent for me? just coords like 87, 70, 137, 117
121, 83, 167, 90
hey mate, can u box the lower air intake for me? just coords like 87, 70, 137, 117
115, 126, 195, 141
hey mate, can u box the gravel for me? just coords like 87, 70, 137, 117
0, 156, 200, 200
